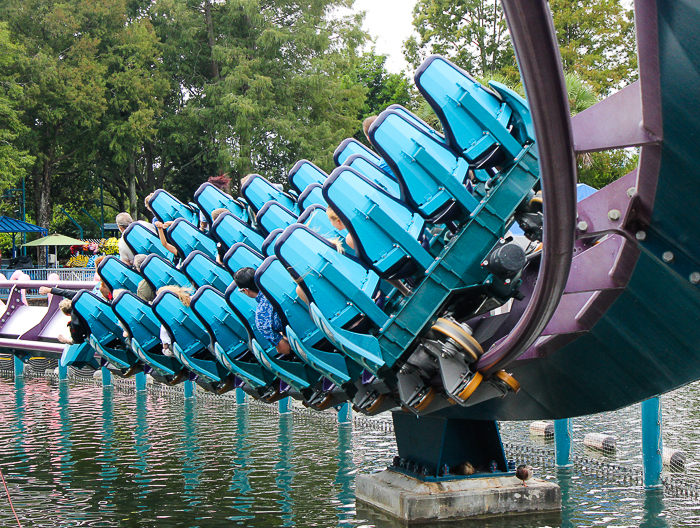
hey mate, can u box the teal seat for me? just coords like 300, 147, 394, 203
190, 286, 275, 390
288, 160, 328, 194
256, 201, 298, 237
297, 183, 327, 211
274, 224, 386, 328
98, 256, 142, 293
141, 253, 191, 291
324, 166, 433, 279
414, 55, 533, 164
148, 189, 199, 225
333, 137, 383, 167
181, 251, 233, 292
298, 205, 353, 255
167, 218, 218, 260
343, 154, 401, 198
194, 182, 249, 224
112, 290, 183, 377
60, 342, 99, 369
152, 289, 228, 384
123, 222, 173, 261
274, 225, 388, 374
223, 243, 265, 276
256, 256, 363, 387
213, 211, 266, 253
240, 174, 296, 214
72, 291, 137, 370
369, 109, 479, 222
261, 229, 283, 257
386, 104, 447, 145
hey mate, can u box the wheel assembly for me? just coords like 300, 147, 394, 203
432, 317, 483, 363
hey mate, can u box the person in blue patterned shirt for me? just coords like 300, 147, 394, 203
233, 267, 291, 355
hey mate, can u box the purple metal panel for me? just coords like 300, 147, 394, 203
540, 289, 622, 336
0, 338, 65, 354
572, 82, 661, 153
576, 171, 639, 236
0, 286, 25, 330
565, 236, 640, 293
18, 292, 63, 341
0, 280, 97, 290
476, 0, 577, 376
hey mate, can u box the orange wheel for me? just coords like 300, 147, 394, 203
494, 370, 521, 394
530, 190, 543, 207
413, 387, 437, 412
366, 393, 386, 414
432, 318, 483, 362
457, 372, 483, 402
314, 393, 335, 411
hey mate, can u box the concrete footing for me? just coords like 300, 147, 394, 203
356, 469, 561, 523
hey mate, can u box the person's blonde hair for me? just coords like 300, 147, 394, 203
326, 206, 343, 227
211, 208, 228, 224
59, 298, 72, 315
158, 285, 193, 307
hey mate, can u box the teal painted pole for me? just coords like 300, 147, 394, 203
278, 397, 291, 414
337, 403, 352, 424
235, 388, 246, 405
58, 364, 68, 381
184, 380, 195, 398
135, 371, 146, 391
101, 366, 112, 387
13, 356, 24, 378
641, 397, 663, 488
554, 418, 573, 467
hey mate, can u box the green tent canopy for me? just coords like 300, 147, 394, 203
23, 233, 86, 267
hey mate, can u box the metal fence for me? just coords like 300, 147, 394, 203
0, 268, 96, 282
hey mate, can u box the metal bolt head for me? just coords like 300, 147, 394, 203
662, 251, 674, 263
627, 187, 637, 198
482, 260, 488, 266
636, 231, 647, 241
577, 221, 588, 232
608, 209, 621, 221
690, 272, 700, 284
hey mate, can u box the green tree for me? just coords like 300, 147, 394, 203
404, 0, 517, 80
0, 23, 33, 190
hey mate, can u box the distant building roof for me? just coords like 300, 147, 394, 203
0, 216, 48, 234
103, 223, 118, 231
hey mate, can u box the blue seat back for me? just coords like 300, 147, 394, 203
223, 243, 265, 275
414, 55, 523, 163
181, 251, 233, 292
213, 211, 265, 253
190, 286, 249, 360
343, 154, 401, 198
297, 183, 327, 211
256, 257, 323, 346
256, 201, 298, 237
386, 104, 447, 144
324, 166, 428, 277
333, 137, 382, 167
152, 290, 210, 356
194, 182, 249, 224
148, 189, 199, 225
112, 291, 161, 352
274, 224, 381, 328
369, 109, 475, 220
141, 254, 191, 291
298, 205, 351, 255
224, 283, 273, 348
240, 174, 296, 214
72, 291, 122, 347
123, 222, 173, 261
98, 256, 142, 293
261, 229, 283, 257
167, 218, 218, 260
287, 160, 328, 195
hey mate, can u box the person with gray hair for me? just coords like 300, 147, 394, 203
116, 212, 136, 266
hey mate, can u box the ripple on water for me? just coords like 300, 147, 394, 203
0, 376, 699, 527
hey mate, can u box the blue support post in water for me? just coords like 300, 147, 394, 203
554, 418, 573, 467
337, 403, 352, 424
102, 367, 112, 387
13, 356, 24, 378
58, 364, 68, 381
184, 380, 195, 398
135, 371, 147, 391
641, 397, 663, 488
235, 388, 246, 405
279, 397, 291, 414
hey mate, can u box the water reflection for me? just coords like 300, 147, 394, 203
0, 376, 696, 527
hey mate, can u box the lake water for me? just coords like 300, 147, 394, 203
0, 374, 698, 527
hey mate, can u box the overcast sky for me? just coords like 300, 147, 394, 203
340, 0, 418, 73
